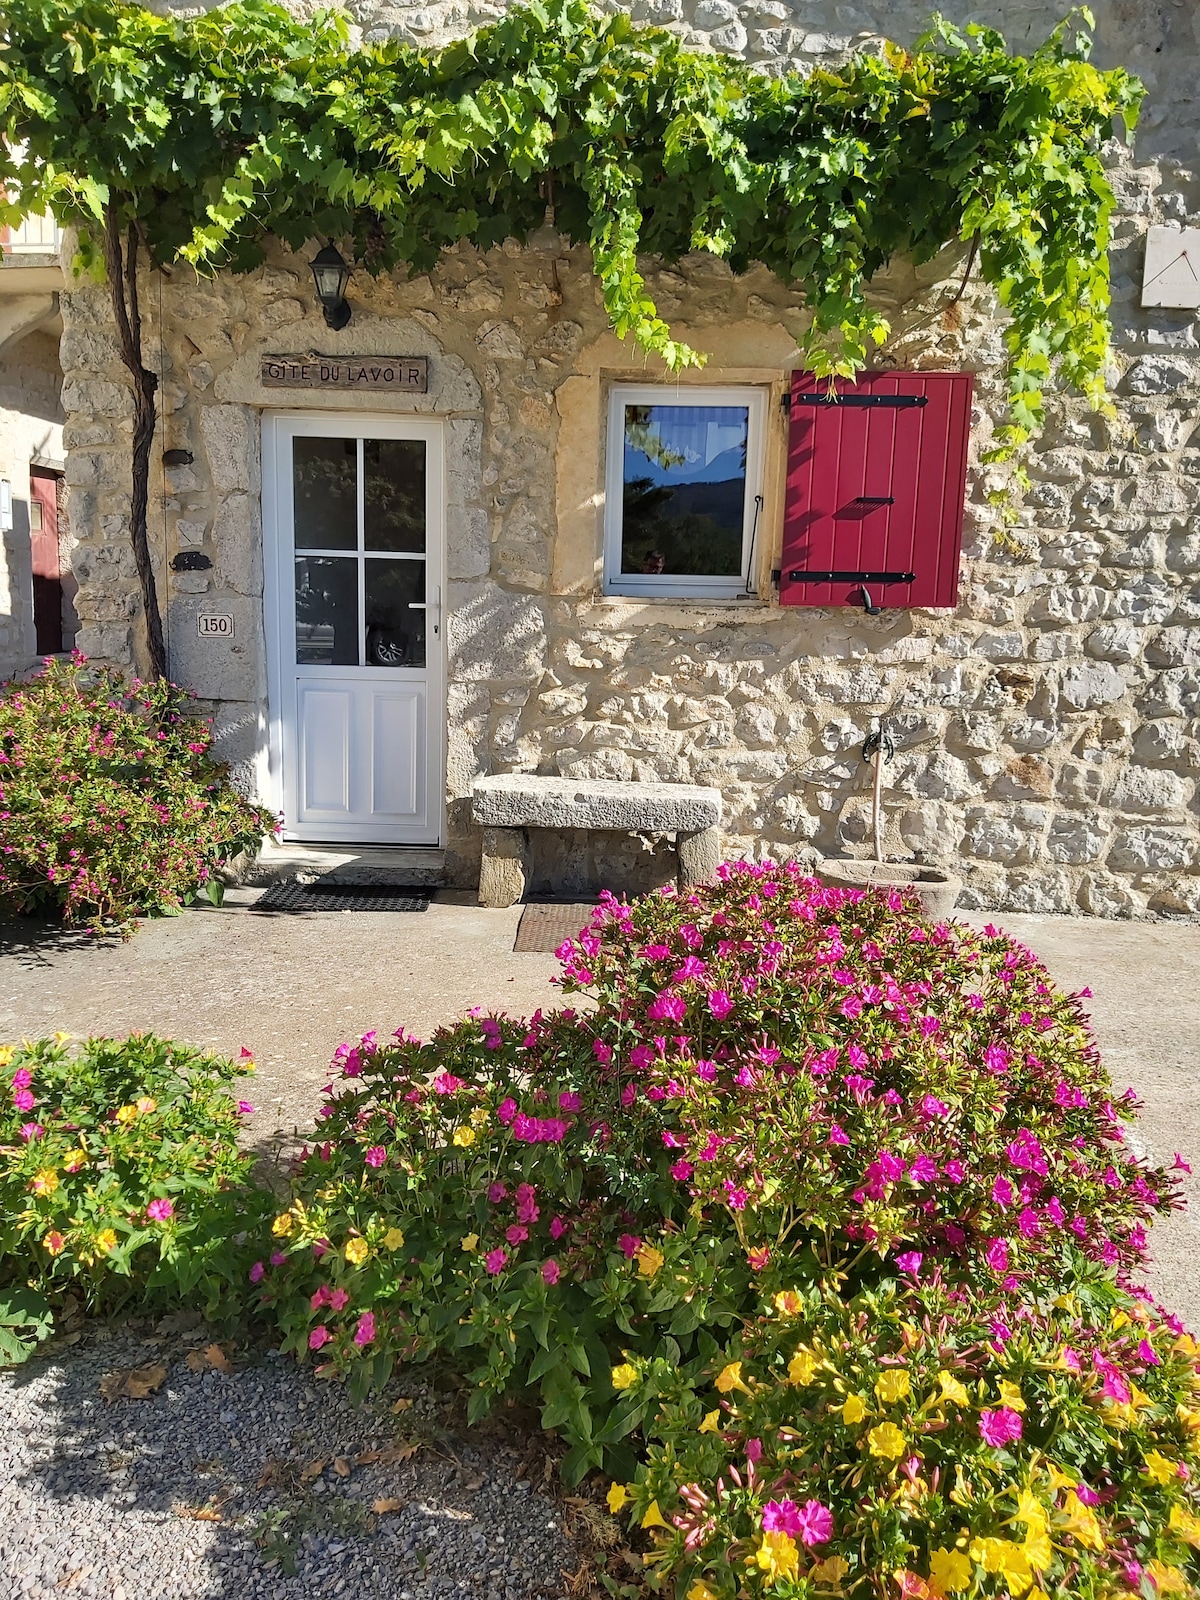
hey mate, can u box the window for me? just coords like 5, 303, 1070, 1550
603, 384, 767, 598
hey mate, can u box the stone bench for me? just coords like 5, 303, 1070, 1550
471, 775, 723, 908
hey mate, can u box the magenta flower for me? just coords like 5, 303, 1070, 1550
329, 1288, 350, 1312
708, 989, 733, 1020
558, 1091, 582, 1112
311, 1286, 331, 1310
746, 1437, 763, 1465
308, 1326, 331, 1350
1139, 1339, 1161, 1366
146, 1198, 174, 1222
433, 1072, 465, 1095
670, 1160, 694, 1181
13, 1089, 35, 1112
549, 1216, 568, 1240
354, 1312, 376, 1347
618, 1233, 641, 1259
11, 1068, 32, 1090
236, 1100, 255, 1116
488, 1182, 508, 1203
497, 1098, 518, 1124
761, 1499, 802, 1536
991, 1176, 1014, 1208
979, 1407, 1023, 1447
249, 1260, 265, 1283
542, 1259, 561, 1285
724, 1181, 749, 1211
592, 1039, 613, 1064
506, 1224, 529, 1245
920, 1094, 949, 1118
895, 1251, 923, 1277
270, 1251, 288, 1266
484, 1248, 508, 1275
796, 1500, 834, 1547
364, 1146, 386, 1168
985, 1238, 1009, 1273
647, 992, 686, 1023
19, 1122, 44, 1142
827, 1124, 850, 1147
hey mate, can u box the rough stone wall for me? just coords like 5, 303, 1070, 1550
62, 0, 1200, 913
0, 326, 67, 677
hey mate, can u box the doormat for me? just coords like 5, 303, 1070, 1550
513, 900, 596, 954
255, 881, 434, 914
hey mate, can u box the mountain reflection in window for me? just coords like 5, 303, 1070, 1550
620, 404, 749, 576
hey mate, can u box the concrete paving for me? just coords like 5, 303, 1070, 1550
1, 896, 1197, 1324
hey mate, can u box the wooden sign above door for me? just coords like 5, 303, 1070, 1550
261, 355, 429, 393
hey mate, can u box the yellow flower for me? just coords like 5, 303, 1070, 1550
1045, 1464, 1077, 1492
715, 1361, 748, 1395
1146, 1562, 1189, 1595
611, 1363, 639, 1391
687, 1583, 718, 1600
1060, 1492, 1104, 1551
271, 1212, 294, 1237
641, 1500, 669, 1531
61, 1148, 88, 1173
996, 1378, 1026, 1413
606, 1482, 629, 1514
991, 1541, 1033, 1596
1176, 1403, 1200, 1433
1144, 1451, 1178, 1487
452, 1125, 476, 1148
52, 1031, 71, 1044
788, 1348, 817, 1386
774, 1290, 804, 1316
875, 1368, 911, 1405
1169, 1503, 1200, 1547
383, 1227, 406, 1250
1014, 1489, 1048, 1533
115, 1105, 138, 1125
344, 1237, 370, 1266
867, 1421, 906, 1459
30, 1168, 59, 1197
809, 1555, 849, 1586
755, 1531, 799, 1583
1022, 1528, 1053, 1573
928, 1547, 972, 1594
96, 1228, 117, 1253
937, 1371, 970, 1407
135, 1096, 157, 1115
0, 1046, 14, 1066
636, 1243, 665, 1279
469, 1106, 490, 1128
460, 1233, 479, 1252
698, 1409, 722, 1434
43, 1231, 65, 1256
842, 1394, 867, 1426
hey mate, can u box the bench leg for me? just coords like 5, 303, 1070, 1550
677, 826, 721, 890
479, 826, 530, 908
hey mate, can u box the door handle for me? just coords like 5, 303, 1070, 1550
408, 586, 441, 636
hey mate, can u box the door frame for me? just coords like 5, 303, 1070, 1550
262, 409, 447, 846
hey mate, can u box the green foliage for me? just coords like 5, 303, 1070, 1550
0, 1032, 270, 1321
0, 655, 275, 931
0, 1286, 55, 1365
0, 0, 1141, 450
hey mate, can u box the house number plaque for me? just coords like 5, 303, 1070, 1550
261, 355, 429, 393
197, 613, 234, 637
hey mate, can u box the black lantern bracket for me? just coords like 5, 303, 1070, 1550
310, 243, 352, 330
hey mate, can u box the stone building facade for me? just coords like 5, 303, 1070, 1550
35, 0, 1200, 912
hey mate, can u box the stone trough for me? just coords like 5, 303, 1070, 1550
471, 775, 723, 907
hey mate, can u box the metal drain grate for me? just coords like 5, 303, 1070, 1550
513, 900, 596, 953
255, 881, 434, 914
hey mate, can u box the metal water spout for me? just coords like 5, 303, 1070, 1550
861, 721, 895, 864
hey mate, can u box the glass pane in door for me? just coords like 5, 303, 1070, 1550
294, 437, 357, 550
364, 439, 426, 552
365, 559, 425, 667
295, 557, 358, 665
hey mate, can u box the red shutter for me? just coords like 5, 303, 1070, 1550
780, 370, 973, 610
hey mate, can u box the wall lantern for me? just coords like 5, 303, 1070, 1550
310, 244, 352, 330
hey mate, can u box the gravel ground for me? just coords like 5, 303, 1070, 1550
0, 1317, 580, 1600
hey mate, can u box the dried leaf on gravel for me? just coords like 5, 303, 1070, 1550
371, 1497, 405, 1515
174, 1504, 223, 1523
99, 1363, 168, 1401
392, 1397, 413, 1412
299, 1458, 327, 1484
185, 1344, 232, 1374
376, 1441, 419, 1465
354, 1449, 381, 1466
332, 1456, 351, 1478
55, 1566, 94, 1590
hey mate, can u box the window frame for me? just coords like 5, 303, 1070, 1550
602, 382, 769, 600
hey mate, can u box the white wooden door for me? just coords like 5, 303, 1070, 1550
264, 413, 444, 844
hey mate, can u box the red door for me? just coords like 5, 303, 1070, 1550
780, 371, 974, 610
29, 466, 62, 655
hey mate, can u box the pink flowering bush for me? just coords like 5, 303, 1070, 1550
0, 1033, 270, 1351
0, 655, 275, 931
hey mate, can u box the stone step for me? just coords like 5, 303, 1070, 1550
238, 840, 446, 888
